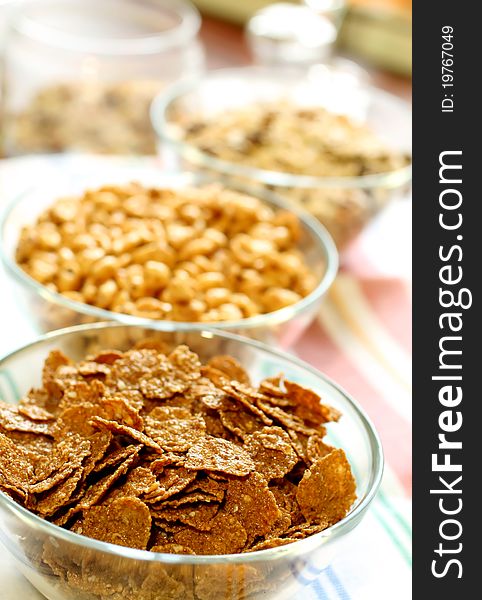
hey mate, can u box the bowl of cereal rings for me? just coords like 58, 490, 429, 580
0, 169, 337, 347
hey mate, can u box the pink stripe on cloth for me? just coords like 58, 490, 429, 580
358, 278, 412, 354
294, 321, 412, 495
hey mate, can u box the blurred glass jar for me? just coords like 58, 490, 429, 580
0, 0, 19, 153
246, 2, 338, 67
152, 67, 412, 251
304, 0, 347, 30
2, 0, 204, 156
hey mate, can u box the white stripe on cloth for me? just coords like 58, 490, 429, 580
329, 275, 412, 390
325, 508, 412, 600
318, 301, 412, 423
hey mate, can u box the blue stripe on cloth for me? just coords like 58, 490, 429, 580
310, 577, 333, 600
289, 560, 334, 600
326, 566, 351, 600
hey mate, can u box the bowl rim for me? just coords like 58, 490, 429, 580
0, 170, 338, 333
151, 65, 413, 190
11, 0, 201, 56
0, 321, 384, 563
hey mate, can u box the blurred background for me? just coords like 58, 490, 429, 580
196, 0, 411, 77
0, 2, 412, 599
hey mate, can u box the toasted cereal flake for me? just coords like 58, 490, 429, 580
256, 400, 317, 436
150, 544, 195, 555
258, 376, 286, 399
35, 466, 84, 517
82, 497, 151, 549
0, 432, 33, 499
54, 403, 104, 439
32, 434, 91, 491
17, 404, 54, 422
224, 472, 281, 543
144, 408, 206, 453
287, 430, 308, 463
19, 388, 54, 414
282, 522, 329, 539
193, 564, 270, 600
201, 411, 231, 439
112, 388, 144, 412
81, 431, 113, 478
42, 350, 71, 398
222, 383, 273, 425
246, 537, 293, 552
296, 449, 356, 525
306, 435, 334, 463
161, 491, 219, 508
284, 380, 341, 424
200, 365, 230, 388
0, 401, 53, 435
244, 426, 298, 480
89, 416, 163, 453
206, 356, 250, 384
138, 566, 188, 600
59, 379, 105, 410
4, 430, 53, 459
106, 349, 160, 389
149, 406, 192, 421
89, 350, 124, 364
219, 408, 264, 441
160, 476, 227, 508
133, 338, 172, 354
191, 381, 225, 411
77, 361, 111, 377
151, 502, 220, 531
168, 345, 201, 375
100, 396, 144, 430
187, 476, 227, 502
77, 450, 140, 510
93, 444, 139, 474
145, 467, 196, 503
265, 507, 292, 538
269, 479, 301, 520
149, 526, 172, 548
174, 513, 247, 555
149, 453, 186, 471
125, 466, 160, 494
184, 436, 254, 476
139, 368, 191, 400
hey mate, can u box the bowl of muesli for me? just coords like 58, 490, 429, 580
0, 322, 383, 600
151, 66, 412, 250
0, 169, 337, 347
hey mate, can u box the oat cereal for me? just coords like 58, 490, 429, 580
179, 102, 411, 248
8, 80, 163, 155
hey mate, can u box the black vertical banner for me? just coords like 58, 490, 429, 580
413, 2, 478, 598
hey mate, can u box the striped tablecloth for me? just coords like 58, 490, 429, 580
0, 155, 412, 600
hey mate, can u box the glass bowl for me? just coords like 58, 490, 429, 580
0, 322, 383, 600
2, 0, 204, 156
151, 66, 412, 250
0, 168, 337, 348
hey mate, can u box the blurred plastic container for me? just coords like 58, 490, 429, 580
2, 0, 205, 156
